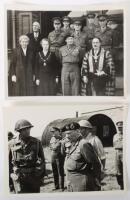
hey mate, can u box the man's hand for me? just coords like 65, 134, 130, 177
36, 79, 40, 86
12, 75, 16, 83
56, 77, 59, 84
82, 76, 88, 84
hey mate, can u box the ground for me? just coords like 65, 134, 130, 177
40, 147, 121, 193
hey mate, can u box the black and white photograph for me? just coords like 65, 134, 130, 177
7, 8, 124, 97
4, 104, 126, 194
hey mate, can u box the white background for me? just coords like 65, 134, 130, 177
0, 0, 130, 200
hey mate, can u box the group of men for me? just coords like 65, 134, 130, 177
9, 12, 122, 96
8, 118, 123, 193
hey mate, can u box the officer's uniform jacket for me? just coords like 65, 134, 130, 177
71, 31, 90, 51
65, 139, 101, 177
48, 30, 65, 50
95, 26, 113, 50
81, 47, 115, 96
83, 24, 98, 40
59, 45, 83, 68
61, 27, 73, 36
10, 136, 45, 173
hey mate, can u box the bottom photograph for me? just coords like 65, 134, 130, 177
4, 104, 126, 194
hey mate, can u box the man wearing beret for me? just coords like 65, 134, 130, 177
59, 35, 83, 96
113, 121, 124, 189
71, 19, 90, 53
50, 127, 65, 191
83, 13, 98, 47
95, 14, 114, 50
62, 122, 101, 191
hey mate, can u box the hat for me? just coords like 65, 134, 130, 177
97, 14, 108, 21
78, 120, 93, 129
73, 19, 82, 25
62, 16, 71, 22
52, 17, 61, 24
116, 121, 123, 127
87, 13, 96, 18
62, 122, 80, 133
50, 127, 60, 132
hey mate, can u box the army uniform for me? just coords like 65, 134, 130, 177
50, 128, 64, 190
9, 136, 45, 193
95, 26, 113, 50
95, 14, 113, 51
61, 16, 73, 37
62, 122, 101, 192
59, 44, 83, 95
113, 121, 123, 189
9, 120, 45, 193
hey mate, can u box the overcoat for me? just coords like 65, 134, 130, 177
9, 47, 34, 96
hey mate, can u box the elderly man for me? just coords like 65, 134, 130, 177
59, 35, 83, 96
62, 122, 101, 192
81, 37, 115, 96
50, 127, 64, 191
113, 121, 124, 189
9, 35, 34, 96
9, 119, 45, 193
27, 21, 43, 53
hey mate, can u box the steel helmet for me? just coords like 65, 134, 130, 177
15, 119, 34, 132
78, 120, 93, 129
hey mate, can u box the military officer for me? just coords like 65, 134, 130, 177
48, 17, 65, 55
83, 13, 98, 47
113, 121, 123, 189
50, 127, 64, 191
95, 14, 113, 50
62, 122, 101, 192
59, 35, 83, 96
61, 16, 73, 36
71, 19, 90, 53
9, 119, 45, 193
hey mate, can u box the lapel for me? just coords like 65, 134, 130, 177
69, 141, 79, 155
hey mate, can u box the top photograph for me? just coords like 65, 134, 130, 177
7, 9, 124, 97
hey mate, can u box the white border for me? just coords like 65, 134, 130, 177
4, 2, 128, 101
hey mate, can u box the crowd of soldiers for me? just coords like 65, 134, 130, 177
8, 118, 123, 193
8, 12, 123, 96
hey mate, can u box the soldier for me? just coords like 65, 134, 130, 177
95, 14, 113, 51
79, 120, 106, 170
9, 119, 45, 193
50, 127, 64, 191
48, 17, 65, 56
81, 37, 115, 96
59, 35, 83, 96
83, 13, 98, 47
113, 121, 123, 189
71, 19, 90, 53
62, 122, 101, 192
61, 16, 73, 36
